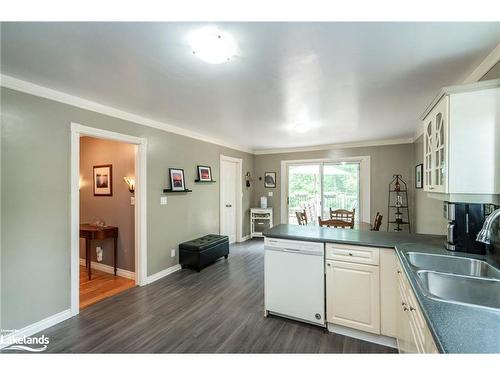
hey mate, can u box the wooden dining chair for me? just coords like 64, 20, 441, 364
371, 212, 383, 231
295, 210, 308, 226
329, 208, 355, 229
318, 217, 354, 229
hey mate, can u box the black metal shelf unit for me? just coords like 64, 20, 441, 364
387, 174, 411, 232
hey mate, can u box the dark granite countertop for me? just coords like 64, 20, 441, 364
395, 243, 500, 354
263, 224, 500, 353
263, 224, 444, 248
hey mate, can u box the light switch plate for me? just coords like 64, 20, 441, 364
170, 249, 175, 258
130, 196, 135, 205
160, 196, 168, 205
268, 191, 273, 197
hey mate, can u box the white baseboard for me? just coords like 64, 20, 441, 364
0, 309, 71, 350
79, 258, 136, 280
239, 235, 250, 242
146, 264, 182, 284
327, 323, 398, 349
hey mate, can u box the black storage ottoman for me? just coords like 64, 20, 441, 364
179, 234, 229, 271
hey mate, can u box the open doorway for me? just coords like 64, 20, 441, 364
78, 136, 136, 309
70, 123, 147, 316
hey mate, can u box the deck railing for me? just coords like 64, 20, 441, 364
288, 192, 358, 224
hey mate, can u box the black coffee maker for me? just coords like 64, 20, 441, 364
443, 202, 498, 254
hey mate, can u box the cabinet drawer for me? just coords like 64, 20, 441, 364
325, 243, 379, 265
254, 221, 271, 233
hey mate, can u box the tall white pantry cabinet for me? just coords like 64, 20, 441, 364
421, 79, 500, 196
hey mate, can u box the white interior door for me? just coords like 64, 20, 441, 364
221, 159, 237, 243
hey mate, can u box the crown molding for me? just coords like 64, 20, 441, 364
419, 78, 500, 121
254, 137, 415, 155
462, 43, 500, 84
0, 74, 254, 154
0, 75, 424, 156
414, 44, 500, 139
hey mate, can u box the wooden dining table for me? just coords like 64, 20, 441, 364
79, 224, 118, 280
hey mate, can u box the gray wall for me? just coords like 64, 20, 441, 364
253, 143, 416, 231
79, 137, 135, 272
412, 135, 448, 234
1, 87, 254, 330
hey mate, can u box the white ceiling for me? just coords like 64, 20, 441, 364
1, 22, 499, 152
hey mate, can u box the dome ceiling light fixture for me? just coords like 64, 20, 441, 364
188, 26, 237, 64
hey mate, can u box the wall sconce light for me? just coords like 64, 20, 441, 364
123, 177, 135, 193
245, 172, 252, 188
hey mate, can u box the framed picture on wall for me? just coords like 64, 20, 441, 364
93, 164, 113, 196
169, 168, 186, 191
264, 172, 276, 188
415, 163, 423, 189
197, 165, 213, 182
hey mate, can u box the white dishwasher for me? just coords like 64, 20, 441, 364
264, 237, 325, 326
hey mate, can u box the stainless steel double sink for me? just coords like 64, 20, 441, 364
404, 252, 500, 310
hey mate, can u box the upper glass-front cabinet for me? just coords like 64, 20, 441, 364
423, 96, 448, 193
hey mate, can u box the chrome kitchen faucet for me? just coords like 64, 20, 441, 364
477, 208, 500, 245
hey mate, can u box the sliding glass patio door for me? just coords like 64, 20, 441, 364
287, 161, 360, 225
287, 164, 321, 225
322, 163, 360, 219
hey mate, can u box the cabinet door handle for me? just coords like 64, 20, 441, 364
409, 307, 416, 312
348, 252, 353, 256
403, 307, 409, 311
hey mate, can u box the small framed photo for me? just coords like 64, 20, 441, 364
415, 164, 423, 189
264, 172, 276, 188
197, 165, 213, 182
169, 168, 186, 191
93, 164, 113, 196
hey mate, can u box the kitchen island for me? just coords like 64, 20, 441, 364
263, 224, 500, 354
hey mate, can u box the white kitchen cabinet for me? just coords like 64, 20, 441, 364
326, 259, 380, 334
421, 79, 500, 196
395, 259, 439, 354
423, 96, 448, 192
380, 249, 399, 338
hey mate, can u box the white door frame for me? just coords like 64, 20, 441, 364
280, 156, 371, 224
70, 122, 148, 316
219, 155, 243, 243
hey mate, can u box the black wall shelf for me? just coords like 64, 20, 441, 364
163, 189, 192, 193
194, 180, 216, 183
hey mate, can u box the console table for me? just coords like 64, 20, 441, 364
80, 224, 118, 280
250, 208, 273, 238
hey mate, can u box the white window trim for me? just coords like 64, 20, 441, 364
280, 156, 371, 224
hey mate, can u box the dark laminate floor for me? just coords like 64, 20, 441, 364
13, 240, 397, 353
